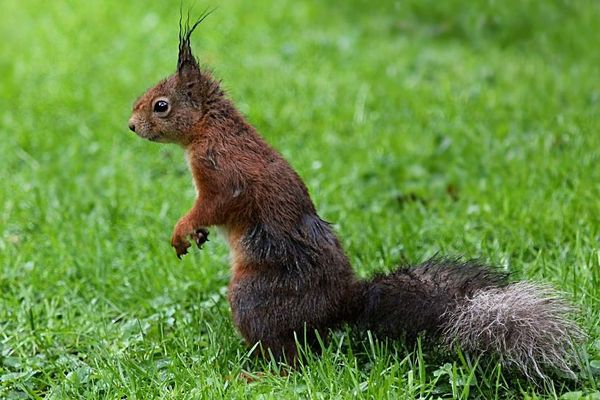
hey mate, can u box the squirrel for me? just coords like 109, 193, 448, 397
127, 14, 585, 381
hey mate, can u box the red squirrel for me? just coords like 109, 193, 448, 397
128, 15, 584, 380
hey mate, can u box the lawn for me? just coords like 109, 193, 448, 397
1, 0, 599, 398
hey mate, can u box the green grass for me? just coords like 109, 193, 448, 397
1, 0, 600, 398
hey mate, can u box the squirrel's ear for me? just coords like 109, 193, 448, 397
177, 42, 200, 82
177, 11, 212, 81
177, 32, 200, 82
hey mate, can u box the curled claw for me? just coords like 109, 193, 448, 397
174, 244, 189, 259
192, 228, 210, 249
171, 236, 191, 259
171, 227, 208, 258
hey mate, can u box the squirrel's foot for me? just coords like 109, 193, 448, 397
191, 227, 209, 249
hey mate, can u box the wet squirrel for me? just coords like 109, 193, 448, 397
127, 15, 584, 380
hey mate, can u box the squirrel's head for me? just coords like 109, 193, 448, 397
128, 12, 220, 146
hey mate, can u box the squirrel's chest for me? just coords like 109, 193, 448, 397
185, 148, 217, 193
184, 152, 199, 195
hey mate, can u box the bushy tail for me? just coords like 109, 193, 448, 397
444, 281, 585, 380
354, 258, 585, 380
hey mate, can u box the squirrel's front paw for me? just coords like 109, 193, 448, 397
171, 220, 193, 259
171, 221, 209, 259
171, 234, 191, 259
191, 227, 209, 249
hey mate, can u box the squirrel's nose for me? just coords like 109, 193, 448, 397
128, 121, 136, 132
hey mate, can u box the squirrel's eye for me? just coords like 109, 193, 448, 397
152, 98, 170, 116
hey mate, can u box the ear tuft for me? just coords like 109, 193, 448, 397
177, 9, 214, 77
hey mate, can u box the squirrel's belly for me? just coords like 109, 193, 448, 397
217, 225, 253, 281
